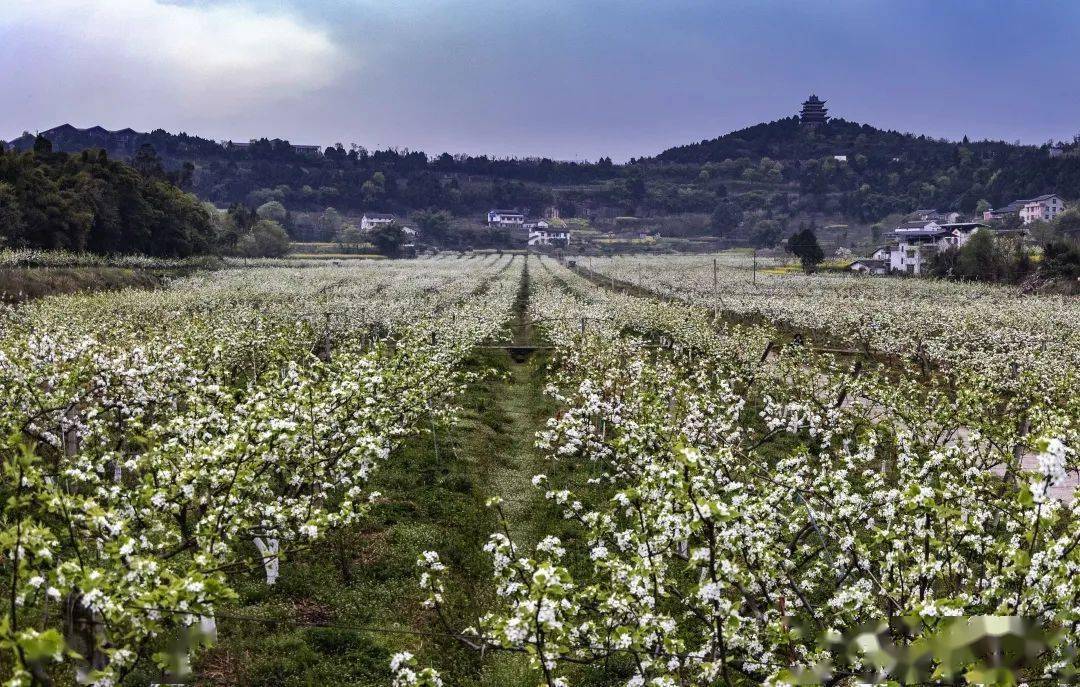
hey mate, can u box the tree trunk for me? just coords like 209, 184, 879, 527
253, 537, 280, 585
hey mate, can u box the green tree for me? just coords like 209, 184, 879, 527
710, 201, 743, 237
235, 219, 291, 257
1040, 240, 1080, 280
132, 144, 166, 180
956, 229, 1000, 281
362, 172, 387, 203
624, 167, 646, 206
749, 219, 783, 248
788, 227, 825, 273
413, 209, 451, 242
0, 182, 26, 246
256, 200, 288, 225
1026, 220, 1058, 245
369, 222, 404, 258
1054, 208, 1080, 239
336, 225, 365, 253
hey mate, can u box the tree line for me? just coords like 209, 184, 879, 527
0, 138, 214, 257
0, 137, 318, 258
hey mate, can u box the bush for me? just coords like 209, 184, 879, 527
235, 219, 291, 258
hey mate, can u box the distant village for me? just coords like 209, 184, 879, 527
847, 194, 1066, 276
355, 207, 571, 249
789, 96, 1072, 277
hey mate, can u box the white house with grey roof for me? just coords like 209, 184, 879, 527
487, 209, 525, 227
360, 213, 396, 231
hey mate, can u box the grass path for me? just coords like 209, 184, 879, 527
478, 257, 552, 548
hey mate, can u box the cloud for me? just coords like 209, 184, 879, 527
3, 0, 345, 116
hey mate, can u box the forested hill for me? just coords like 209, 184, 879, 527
654, 116, 1019, 163
650, 116, 1080, 216
6, 117, 1080, 233
3, 124, 618, 215
0, 139, 214, 256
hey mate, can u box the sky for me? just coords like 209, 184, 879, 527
2, 0, 1080, 161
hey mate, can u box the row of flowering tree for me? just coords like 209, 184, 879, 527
0, 255, 521, 685
403, 257, 1078, 686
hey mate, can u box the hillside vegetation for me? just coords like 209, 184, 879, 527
5, 115, 1080, 258
0, 140, 213, 256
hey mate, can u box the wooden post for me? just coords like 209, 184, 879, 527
580, 317, 586, 335
322, 312, 332, 362
753, 249, 758, 286
712, 258, 718, 320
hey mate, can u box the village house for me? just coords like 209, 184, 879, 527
1019, 194, 1066, 224
888, 220, 989, 274
528, 226, 571, 247
360, 213, 395, 231
849, 258, 888, 275
984, 194, 1066, 224
911, 209, 961, 223
487, 209, 525, 227
519, 218, 571, 246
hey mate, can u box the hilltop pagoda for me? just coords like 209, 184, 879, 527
800, 94, 829, 127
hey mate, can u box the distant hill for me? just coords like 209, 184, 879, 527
649, 116, 1080, 219
4, 124, 226, 164
653, 116, 1022, 163
5, 114, 1080, 246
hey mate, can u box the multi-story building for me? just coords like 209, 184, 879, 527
1019, 194, 1066, 224
487, 209, 525, 227
985, 194, 1066, 224
888, 221, 988, 275
799, 94, 829, 127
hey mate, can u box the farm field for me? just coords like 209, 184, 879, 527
0, 252, 1078, 686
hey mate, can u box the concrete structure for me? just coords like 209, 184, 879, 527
360, 213, 395, 231
1019, 194, 1066, 224
911, 209, 961, 223
487, 209, 525, 227
528, 227, 571, 246
984, 194, 1066, 224
888, 221, 989, 274
849, 259, 888, 275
